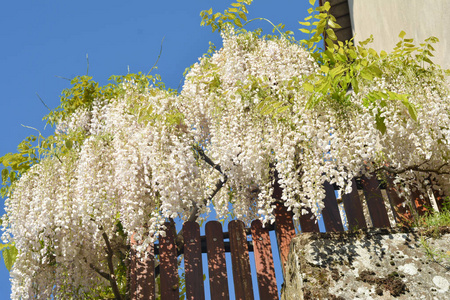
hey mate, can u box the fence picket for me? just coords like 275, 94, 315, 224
251, 220, 279, 300
229, 220, 254, 300
361, 174, 391, 228
183, 222, 205, 300
322, 181, 344, 232
385, 175, 414, 225
342, 178, 367, 230
159, 222, 179, 300
205, 221, 230, 300
411, 188, 432, 217
299, 207, 320, 232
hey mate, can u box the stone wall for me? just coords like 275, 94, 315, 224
282, 227, 450, 299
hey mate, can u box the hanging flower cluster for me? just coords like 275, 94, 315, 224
2, 26, 450, 298
3, 84, 211, 298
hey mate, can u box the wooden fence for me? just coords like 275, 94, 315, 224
129, 175, 447, 299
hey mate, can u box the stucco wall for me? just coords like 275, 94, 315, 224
348, 0, 450, 70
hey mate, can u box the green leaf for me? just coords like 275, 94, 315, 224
376, 114, 386, 135
1, 168, 8, 184
298, 21, 311, 26
348, 49, 357, 59
2, 245, 18, 271
303, 82, 314, 92
368, 65, 382, 78
351, 77, 359, 94
234, 18, 242, 27
398, 30, 406, 39
309, 0, 316, 5
408, 104, 418, 121
329, 65, 346, 77
328, 18, 341, 29
423, 56, 434, 65
276, 105, 291, 115
325, 38, 335, 49
326, 28, 337, 40
321, 65, 330, 73
360, 69, 374, 80
238, 11, 247, 21
299, 28, 311, 34
323, 2, 331, 11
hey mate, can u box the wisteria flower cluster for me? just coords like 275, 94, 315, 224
2, 26, 449, 298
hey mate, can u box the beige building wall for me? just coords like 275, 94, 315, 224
348, 0, 450, 70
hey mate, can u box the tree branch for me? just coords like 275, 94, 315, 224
101, 230, 123, 300
194, 145, 224, 175
377, 161, 450, 175
87, 261, 111, 281
153, 145, 228, 278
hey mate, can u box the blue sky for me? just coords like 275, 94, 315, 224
0, 0, 313, 297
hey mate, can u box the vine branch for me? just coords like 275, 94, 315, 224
154, 145, 227, 278
101, 231, 122, 300
377, 161, 450, 175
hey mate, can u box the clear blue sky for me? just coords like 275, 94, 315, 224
0, 0, 313, 297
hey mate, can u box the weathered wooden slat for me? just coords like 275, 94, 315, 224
159, 222, 179, 300
335, 14, 352, 30
342, 178, 367, 230
251, 220, 279, 300
322, 181, 344, 232
411, 188, 432, 217
130, 234, 155, 300
205, 221, 230, 300
229, 220, 254, 300
385, 175, 414, 226
335, 27, 353, 42
361, 175, 391, 228
274, 202, 296, 276
183, 222, 205, 300
329, 2, 351, 18
299, 207, 320, 233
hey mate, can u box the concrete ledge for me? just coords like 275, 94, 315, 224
282, 227, 450, 299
